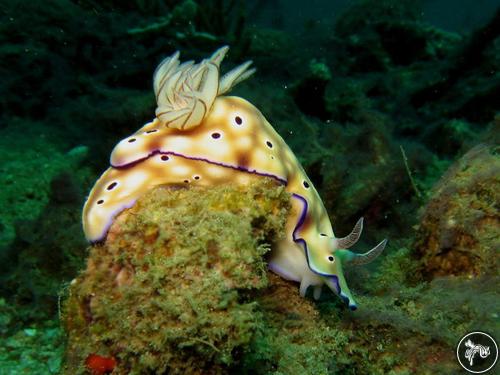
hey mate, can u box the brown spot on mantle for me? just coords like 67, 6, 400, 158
237, 153, 250, 169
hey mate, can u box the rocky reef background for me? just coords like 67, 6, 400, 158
0, 0, 498, 373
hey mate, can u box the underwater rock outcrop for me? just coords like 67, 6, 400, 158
62, 180, 290, 374
414, 144, 500, 278
290, 59, 332, 120
332, 0, 460, 74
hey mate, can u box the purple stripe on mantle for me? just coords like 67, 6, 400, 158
112, 150, 288, 185
92, 151, 286, 244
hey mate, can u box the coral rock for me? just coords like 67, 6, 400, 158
62, 179, 290, 374
414, 144, 500, 278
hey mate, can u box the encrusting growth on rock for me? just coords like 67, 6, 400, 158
414, 144, 499, 277
62, 179, 290, 374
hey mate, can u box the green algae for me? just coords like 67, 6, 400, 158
239, 274, 351, 375
62, 179, 290, 374
0, 119, 90, 248
0, 315, 64, 375
0, 119, 93, 330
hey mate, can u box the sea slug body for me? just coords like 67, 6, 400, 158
83, 47, 387, 309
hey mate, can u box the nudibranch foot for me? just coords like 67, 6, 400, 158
301, 284, 323, 301
313, 285, 322, 300
299, 278, 318, 298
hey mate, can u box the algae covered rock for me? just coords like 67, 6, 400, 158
414, 144, 500, 278
62, 179, 290, 374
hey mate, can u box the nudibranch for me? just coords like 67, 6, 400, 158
83, 46, 387, 310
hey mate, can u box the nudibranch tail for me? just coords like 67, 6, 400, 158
153, 46, 254, 131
